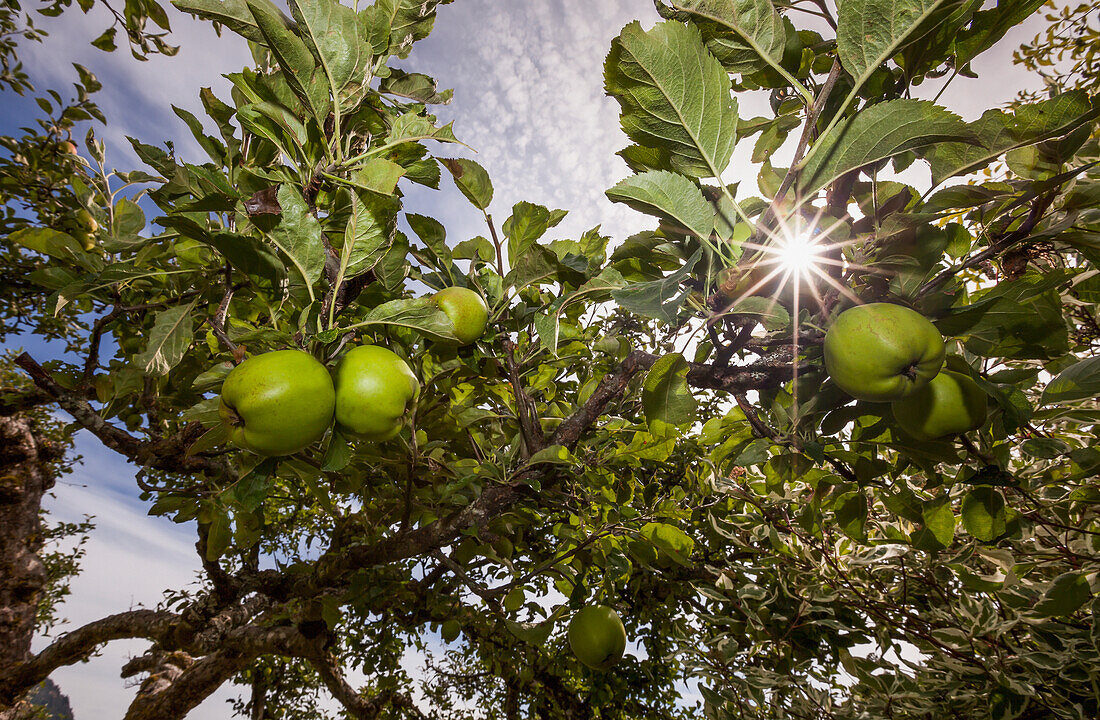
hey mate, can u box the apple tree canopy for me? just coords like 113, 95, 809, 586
1, 0, 1100, 718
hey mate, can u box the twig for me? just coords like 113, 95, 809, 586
918, 190, 1058, 298
503, 340, 546, 460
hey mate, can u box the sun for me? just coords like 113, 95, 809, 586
776, 228, 825, 275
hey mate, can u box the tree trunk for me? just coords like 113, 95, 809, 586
0, 413, 59, 713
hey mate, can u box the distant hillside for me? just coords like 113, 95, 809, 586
27, 679, 74, 720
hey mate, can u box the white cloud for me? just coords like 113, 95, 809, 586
398, 0, 664, 244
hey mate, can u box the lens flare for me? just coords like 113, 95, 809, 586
777, 230, 824, 274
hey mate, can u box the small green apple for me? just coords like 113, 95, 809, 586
568, 604, 627, 670
74, 208, 98, 234
891, 369, 988, 440
333, 345, 420, 442
823, 303, 945, 402
432, 286, 488, 345
219, 349, 335, 456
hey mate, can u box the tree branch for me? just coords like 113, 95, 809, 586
503, 340, 547, 459
311, 349, 795, 590
307, 651, 386, 720
919, 189, 1059, 298
15, 352, 233, 477
0, 609, 178, 707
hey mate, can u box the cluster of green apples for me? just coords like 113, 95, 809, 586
218, 287, 488, 456
823, 303, 988, 440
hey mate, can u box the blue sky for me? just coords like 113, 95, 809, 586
1, 0, 1051, 717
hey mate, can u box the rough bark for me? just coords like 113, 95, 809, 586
0, 413, 61, 715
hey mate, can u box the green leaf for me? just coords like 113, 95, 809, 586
642, 353, 698, 428
139, 301, 197, 375
205, 510, 232, 561
641, 522, 695, 564
533, 313, 561, 356
237, 102, 308, 157
268, 185, 326, 301
952, 0, 1046, 65
322, 431, 351, 472
172, 105, 226, 166
407, 213, 451, 268
90, 27, 117, 51
351, 297, 459, 342
379, 69, 453, 104
348, 158, 406, 196
836, 0, 960, 95
504, 614, 558, 646
343, 191, 399, 279
10, 228, 89, 266
612, 248, 702, 323
921, 494, 955, 548
605, 170, 715, 241
367, 0, 452, 59
925, 92, 1100, 185
604, 20, 738, 179
937, 272, 1070, 360
730, 295, 789, 332
527, 445, 573, 466
205, 232, 286, 289
661, 0, 787, 76
453, 236, 495, 263
1033, 572, 1091, 617
503, 201, 563, 261
441, 158, 493, 211
388, 111, 461, 146
1040, 357, 1100, 406
287, 0, 369, 103
798, 99, 975, 197
961, 487, 1006, 542
503, 587, 525, 613
172, 0, 266, 43
834, 491, 868, 541
246, 0, 330, 125
505, 244, 559, 290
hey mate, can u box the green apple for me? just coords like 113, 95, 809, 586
75, 208, 98, 234
568, 605, 627, 670
332, 345, 420, 442
219, 350, 335, 456
891, 370, 988, 440
432, 286, 489, 345
823, 303, 945, 402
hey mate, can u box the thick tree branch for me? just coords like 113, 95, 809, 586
550, 350, 651, 449
123, 625, 315, 720
0, 609, 178, 707
15, 352, 233, 477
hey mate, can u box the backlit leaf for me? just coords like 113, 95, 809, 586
606, 170, 715, 241
605, 20, 737, 179
642, 353, 698, 428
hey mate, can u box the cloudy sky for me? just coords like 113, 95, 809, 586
1, 0, 1052, 717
